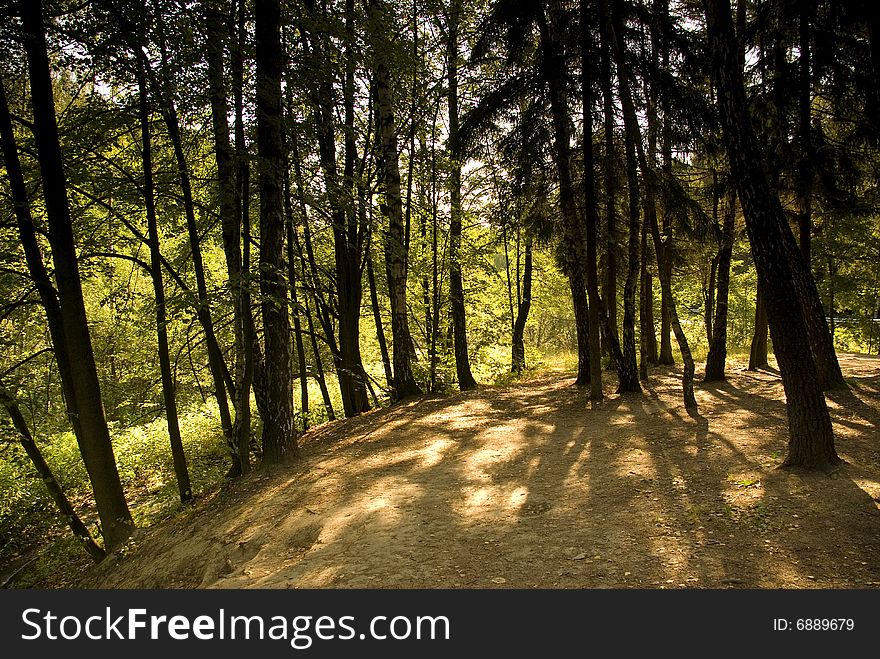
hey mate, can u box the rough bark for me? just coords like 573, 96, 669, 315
705, 0, 838, 469
369, 0, 422, 400
21, 0, 134, 549
207, 0, 251, 472
255, 0, 297, 462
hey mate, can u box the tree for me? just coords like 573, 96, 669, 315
19, 0, 134, 549
368, 0, 422, 400
705, 0, 838, 469
447, 0, 478, 391
255, 0, 297, 462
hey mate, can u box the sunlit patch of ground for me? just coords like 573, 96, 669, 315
83, 354, 880, 589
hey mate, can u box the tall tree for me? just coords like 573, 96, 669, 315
705, 0, 838, 468
581, 0, 603, 400
18, 0, 134, 549
255, 0, 297, 462
136, 49, 192, 503
369, 0, 422, 400
447, 0, 477, 391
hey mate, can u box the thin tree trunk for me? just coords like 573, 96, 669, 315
369, 0, 422, 400
582, 0, 604, 399
599, 34, 619, 352
207, 0, 250, 473
607, 0, 694, 407
511, 239, 533, 373
255, 0, 297, 462
706, 0, 838, 469
658, 0, 674, 366
705, 187, 736, 381
284, 155, 310, 431
367, 248, 394, 390
447, 0, 477, 391
599, 0, 641, 394
538, 1, 593, 387
137, 54, 192, 503
150, 39, 239, 475
20, 1, 134, 549
232, 0, 253, 473
0, 382, 105, 562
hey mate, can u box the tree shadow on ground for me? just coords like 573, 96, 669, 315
82, 356, 880, 589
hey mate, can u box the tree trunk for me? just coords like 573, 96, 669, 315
599, 33, 619, 352
149, 37, 239, 475
607, 0, 694, 408
21, 0, 134, 550
0, 382, 105, 562
704, 187, 735, 381
705, 0, 838, 469
511, 239, 533, 373
232, 0, 253, 473
137, 54, 192, 503
639, 217, 651, 381
447, 0, 477, 391
582, 0, 604, 400
207, 0, 251, 473
369, 0, 422, 400
285, 167, 310, 431
367, 249, 395, 390
255, 0, 297, 462
599, 0, 642, 394
749, 284, 770, 370
538, 1, 593, 387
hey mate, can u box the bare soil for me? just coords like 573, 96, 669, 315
82, 353, 880, 589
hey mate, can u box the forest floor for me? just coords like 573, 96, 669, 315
70, 353, 880, 588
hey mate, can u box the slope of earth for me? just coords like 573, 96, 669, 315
82, 353, 880, 589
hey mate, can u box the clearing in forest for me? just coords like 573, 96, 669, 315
85, 354, 880, 589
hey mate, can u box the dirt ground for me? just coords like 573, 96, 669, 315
81, 353, 880, 589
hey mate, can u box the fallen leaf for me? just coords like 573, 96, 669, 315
571, 553, 587, 561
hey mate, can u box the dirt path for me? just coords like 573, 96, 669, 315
85, 354, 880, 589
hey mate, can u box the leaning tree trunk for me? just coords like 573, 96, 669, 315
149, 40, 239, 475
369, 0, 422, 400
607, 0, 694, 408
0, 382, 105, 562
705, 0, 838, 469
704, 187, 736, 381
255, 0, 297, 462
137, 54, 192, 503
447, 0, 477, 391
21, 0, 134, 550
